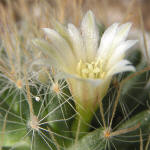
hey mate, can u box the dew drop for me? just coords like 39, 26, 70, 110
35, 96, 40, 102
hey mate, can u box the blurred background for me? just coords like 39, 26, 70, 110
0, 0, 150, 30
0, 0, 150, 62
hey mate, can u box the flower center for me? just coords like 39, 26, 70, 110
76, 60, 106, 79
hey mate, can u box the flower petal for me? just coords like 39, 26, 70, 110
59, 72, 103, 87
106, 60, 135, 77
112, 65, 135, 74
97, 23, 119, 59
113, 22, 132, 47
33, 39, 69, 71
52, 20, 73, 49
81, 10, 99, 61
42, 28, 76, 67
68, 23, 85, 60
106, 40, 138, 70
33, 39, 62, 63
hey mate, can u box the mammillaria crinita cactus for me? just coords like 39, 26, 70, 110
1, 3, 150, 149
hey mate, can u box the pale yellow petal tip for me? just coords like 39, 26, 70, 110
131, 66, 136, 72
85, 10, 94, 17
67, 23, 75, 30
124, 65, 136, 73
32, 38, 40, 46
133, 40, 138, 44
42, 28, 51, 34
120, 22, 132, 32
82, 10, 95, 25
32, 38, 47, 47
124, 22, 132, 28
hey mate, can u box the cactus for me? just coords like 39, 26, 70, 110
0, 1, 150, 150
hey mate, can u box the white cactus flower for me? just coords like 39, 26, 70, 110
33, 10, 137, 122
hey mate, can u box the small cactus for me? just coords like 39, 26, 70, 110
0, 1, 150, 150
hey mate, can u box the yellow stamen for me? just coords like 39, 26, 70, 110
76, 60, 106, 79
